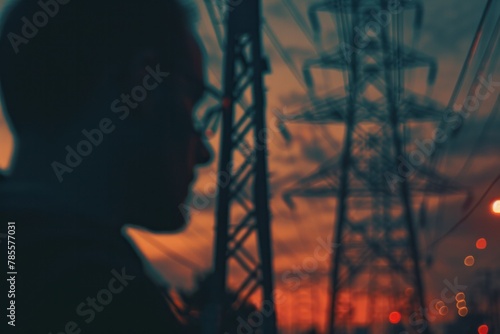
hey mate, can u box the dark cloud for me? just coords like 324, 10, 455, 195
419, 0, 489, 57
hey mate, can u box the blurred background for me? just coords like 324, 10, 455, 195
1, 0, 499, 333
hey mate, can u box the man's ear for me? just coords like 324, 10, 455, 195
128, 49, 162, 85
122, 49, 166, 117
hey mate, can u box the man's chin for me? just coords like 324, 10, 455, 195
125, 202, 190, 233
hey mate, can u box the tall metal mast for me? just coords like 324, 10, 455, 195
210, 1, 277, 333
279, 0, 463, 333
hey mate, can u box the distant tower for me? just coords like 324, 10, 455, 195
279, 0, 462, 333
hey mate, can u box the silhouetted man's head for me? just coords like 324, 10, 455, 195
0, 0, 211, 231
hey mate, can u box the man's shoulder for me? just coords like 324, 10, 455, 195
0, 210, 181, 333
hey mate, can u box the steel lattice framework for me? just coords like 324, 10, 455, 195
278, 0, 463, 333
208, 1, 277, 333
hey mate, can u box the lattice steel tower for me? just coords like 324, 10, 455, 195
279, 0, 462, 333
207, 0, 277, 333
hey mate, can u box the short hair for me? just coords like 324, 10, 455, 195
0, 0, 192, 132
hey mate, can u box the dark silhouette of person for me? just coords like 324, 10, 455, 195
0, 0, 211, 333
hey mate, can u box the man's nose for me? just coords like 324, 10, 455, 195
196, 136, 212, 166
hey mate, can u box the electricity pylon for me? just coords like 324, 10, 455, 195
278, 0, 463, 333
207, 1, 277, 333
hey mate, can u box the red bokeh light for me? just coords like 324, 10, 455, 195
478, 324, 489, 334
389, 311, 402, 324
476, 238, 487, 250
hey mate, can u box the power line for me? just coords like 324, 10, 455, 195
429, 172, 500, 249
452, 96, 500, 179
